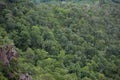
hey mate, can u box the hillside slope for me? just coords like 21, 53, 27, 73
0, 0, 120, 80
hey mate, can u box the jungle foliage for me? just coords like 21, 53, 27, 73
0, 0, 120, 80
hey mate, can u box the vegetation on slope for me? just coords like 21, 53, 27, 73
0, 0, 120, 80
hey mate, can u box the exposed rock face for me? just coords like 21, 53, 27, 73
0, 43, 19, 65
19, 73, 32, 80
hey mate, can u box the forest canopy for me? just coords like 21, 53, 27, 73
0, 0, 120, 80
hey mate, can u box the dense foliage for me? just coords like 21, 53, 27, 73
0, 0, 120, 80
